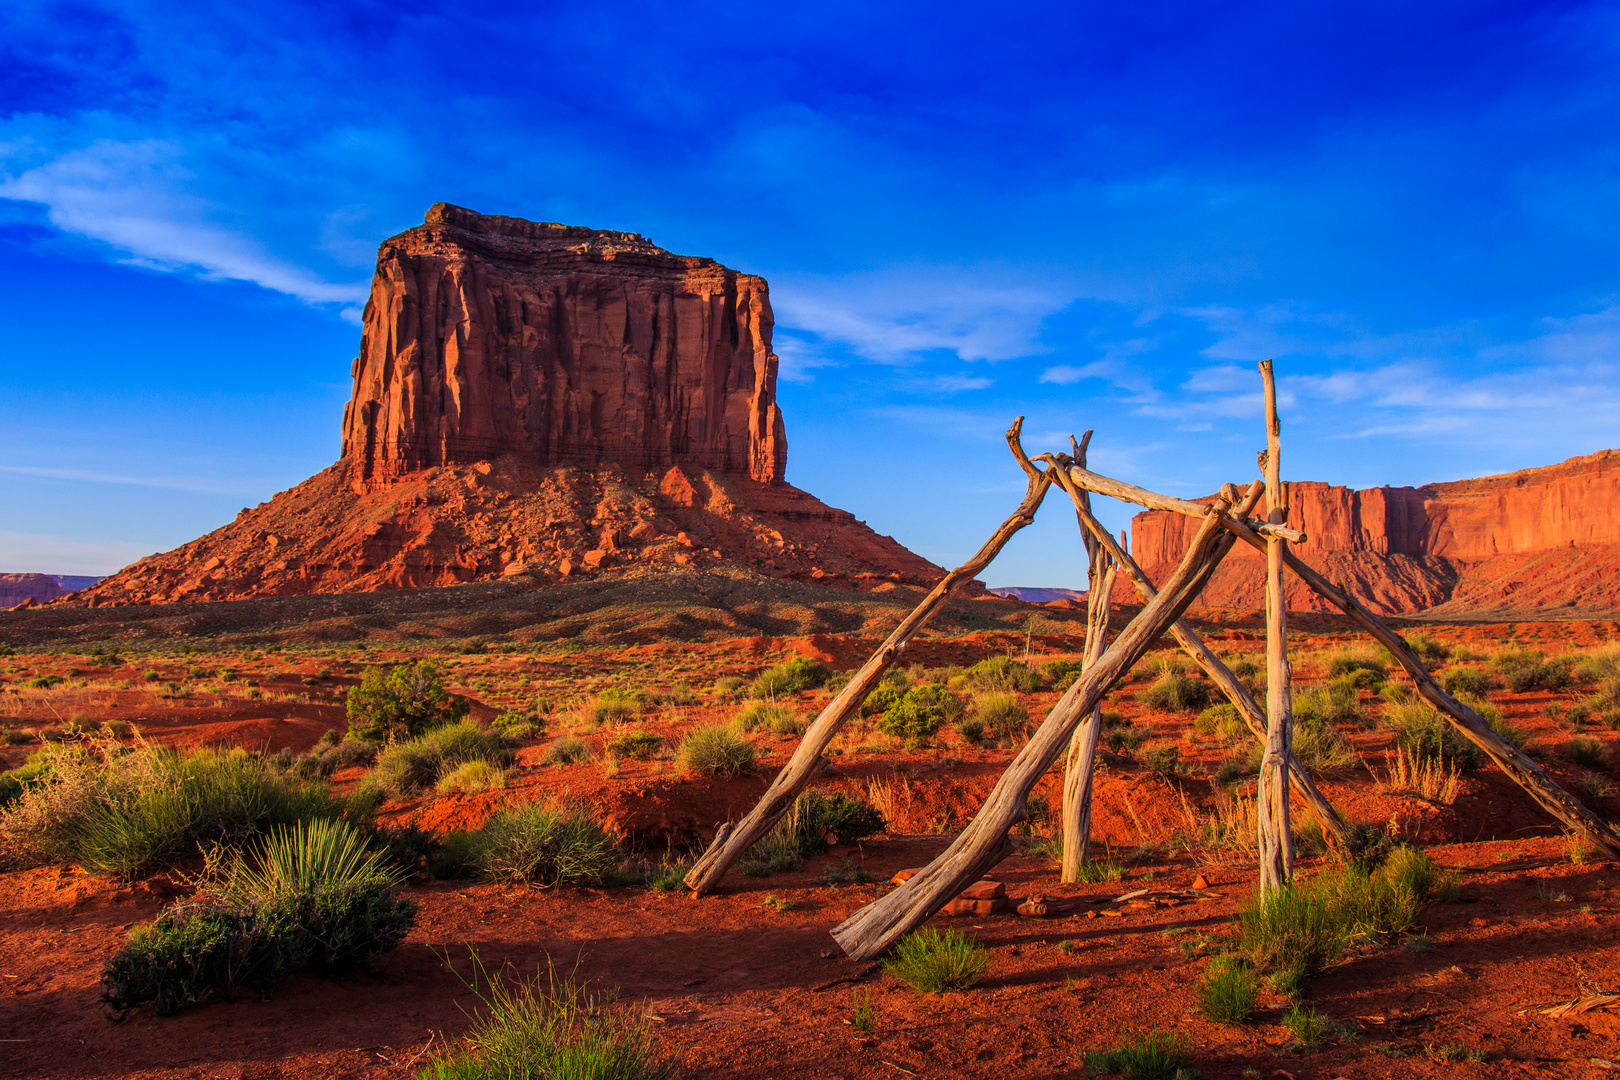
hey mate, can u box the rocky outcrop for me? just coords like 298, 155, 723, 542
1126, 450, 1620, 615
342, 203, 786, 485
1, 574, 66, 609
66, 206, 945, 607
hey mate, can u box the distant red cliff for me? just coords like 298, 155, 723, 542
1125, 449, 1620, 616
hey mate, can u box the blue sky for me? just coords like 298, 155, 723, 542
3, 1, 1619, 585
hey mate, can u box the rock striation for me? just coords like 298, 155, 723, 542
1126, 449, 1620, 615
342, 203, 786, 485
69, 206, 942, 606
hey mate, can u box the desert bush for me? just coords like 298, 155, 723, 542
1575, 646, 1620, 685
969, 692, 1029, 744
1400, 632, 1451, 669
1044, 657, 1085, 686
749, 657, 832, 699
1230, 656, 1261, 687
1292, 710, 1356, 772
450, 802, 619, 886
1297, 680, 1365, 727
883, 927, 987, 992
745, 788, 884, 873
100, 820, 415, 1018
1569, 735, 1608, 768
1385, 702, 1480, 771
415, 952, 673, 1080
490, 709, 540, 741
540, 735, 592, 766
734, 700, 797, 733
1382, 747, 1461, 803
712, 675, 748, 701
1140, 673, 1210, 713
1083, 1029, 1193, 1079
436, 760, 508, 794
1506, 658, 1575, 693
1199, 955, 1259, 1024
373, 721, 513, 798
1106, 718, 1148, 756
345, 661, 469, 743
859, 667, 914, 716
604, 730, 663, 760
585, 689, 641, 726
1326, 651, 1386, 681
876, 683, 961, 746
1237, 883, 1349, 979
1, 741, 350, 878
964, 656, 1040, 693
678, 724, 757, 777
1443, 667, 1492, 698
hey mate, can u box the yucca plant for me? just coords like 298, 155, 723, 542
225, 818, 402, 904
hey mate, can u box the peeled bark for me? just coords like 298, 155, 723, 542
1257, 359, 1293, 894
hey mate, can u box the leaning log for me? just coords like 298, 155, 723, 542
682, 419, 1055, 896
831, 496, 1240, 960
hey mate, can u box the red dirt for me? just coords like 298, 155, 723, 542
3, 615, 1620, 1077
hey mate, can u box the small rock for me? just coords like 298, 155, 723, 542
959, 879, 1005, 901
1191, 874, 1210, 889
890, 868, 920, 885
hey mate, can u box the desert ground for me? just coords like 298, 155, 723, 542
2, 579, 1618, 1079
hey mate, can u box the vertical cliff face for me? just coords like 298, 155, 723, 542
341, 203, 787, 485
1127, 450, 1620, 615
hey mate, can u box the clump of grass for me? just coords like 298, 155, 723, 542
541, 735, 592, 766
1140, 673, 1210, 713
436, 759, 508, 794
1283, 1004, 1355, 1049
740, 788, 885, 876
374, 721, 513, 797
964, 656, 1040, 693
1442, 667, 1492, 699
1198, 956, 1258, 1024
1326, 650, 1386, 682
734, 701, 801, 735
970, 691, 1029, 745
1072, 860, 1126, 883
604, 730, 663, 760
749, 658, 832, 699
416, 951, 673, 1080
1569, 735, 1607, 767
883, 928, 987, 993
447, 801, 619, 887
1385, 702, 1480, 771
585, 689, 641, 726
1381, 746, 1461, 804
1387, 632, 1450, 670
678, 724, 757, 777
1083, 1029, 1195, 1078
850, 988, 876, 1033
1237, 883, 1348, 979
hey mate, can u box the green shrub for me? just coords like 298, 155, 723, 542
604, 730, 662, 760
1505, 659, 1575, 693
883, 928, 987, 992
1083, 1028, 1193, 1078
749, 657, 832, 699
586, 689, 641, 725
490, 710, 540, 741
452, 802, 619, 886
965, 656, 1040, 693
1237, 884, 1349, 978
541, 735, 592, 766
1230, 657, 1261, 687
1044, 657, 1085, 685
345, 661, 469, 742
745, 788, 884, 873
1293, 709, 1356, 771
712, 675, 748, 701
1575, 646, 1620, 685
1106, 720, 1148, 756
1296, 680, 1365, 728
970, 691, 1029, 744
876, 683, 960, 745
1140, 673, 1210, 713
860, 668, 914, 716
100, 820, 415, 1018
436, 760, 508, 793
1198, 956, 1258, 1024
1443, 668, 1492, 698
1327, 651, 1386, 681
373, 721, 512, 798
1569, 735, 1607, 768
678, 724, 757, 777
416, 952, 673, 1080
1401, 633, 1451, 669
1072, 859, 1125, 883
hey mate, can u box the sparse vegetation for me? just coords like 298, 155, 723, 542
1140, 672, 1210, 713
345, 660, 469, 742
373, 721, 513, 797
1198, 956, 1258, 1024
1083, 1028, 1195, 1078
883, 927, 987, 992
678, 723, 757, 777
969, 691, 1029, 744
749, 657, 832, 699
445, 801, 619, 886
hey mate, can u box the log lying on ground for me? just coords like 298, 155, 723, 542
831, 497, 1239, 960
1061, 458, 1620, 860
1038, 459, 1352, 849
682, 419, 1055, 896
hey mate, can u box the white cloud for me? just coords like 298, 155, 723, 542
0, 464, 258, 496
912, 374, 993, 393
0, 139, 368, 306
1039, 362, 1107, 385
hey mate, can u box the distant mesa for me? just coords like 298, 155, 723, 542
69, 205, 943, 607
986, 587, 1086, 603
1, 573, 104, 609
1127, 448, 1620, 617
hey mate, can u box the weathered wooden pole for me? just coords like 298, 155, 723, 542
682, 420, 1055, 896
1055, 432, 1115, 880
832, 495, 1240, 960
1256, 358, 1294, 894
1040, 467, 1351, 849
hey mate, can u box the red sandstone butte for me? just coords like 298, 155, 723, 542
1125, 449, 1620, 616
342, 203, 785, 486
70, 206, 942, 606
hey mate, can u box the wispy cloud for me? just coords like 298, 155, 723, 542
0, 138, 368, 309
0, 464, 259, 496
